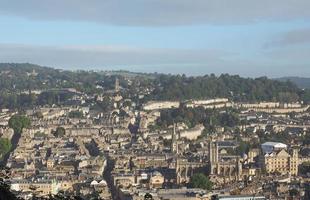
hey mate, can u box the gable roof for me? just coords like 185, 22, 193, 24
276, 149, 290, 157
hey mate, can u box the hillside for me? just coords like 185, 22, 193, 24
0, 63, 310, 109
276, 77, 310, 89
150, 74, 302, 102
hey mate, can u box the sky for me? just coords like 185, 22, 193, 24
0, 0, 309, 77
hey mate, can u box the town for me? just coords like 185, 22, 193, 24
0, 65, 309, 200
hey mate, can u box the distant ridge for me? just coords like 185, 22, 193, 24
276, 77, 310, 89
1, 63, 310, 106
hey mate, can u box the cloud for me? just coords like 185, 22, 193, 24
0, 43, 229, 69
0, 0, 309, 26
263, 44, 310, 65
265, 28, 310, 48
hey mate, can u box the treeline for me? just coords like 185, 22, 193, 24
0, 138, 12, 161
0, 63, 127, 109
150, 74, 303, 102
1, 63, 309, 110
0, 91, 74, 109
0, 63, 123, 94
155, 107, 240, 131
276, 77, 310, 89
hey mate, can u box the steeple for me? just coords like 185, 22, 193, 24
115, 77, 120, 93
171, 123, 178, 154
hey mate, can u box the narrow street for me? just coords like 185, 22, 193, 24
103, 154, 117, 200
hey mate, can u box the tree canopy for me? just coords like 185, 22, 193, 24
157, 107, 240, 131
0, 138, 12, 160
68, 110, 83, 118
189, 173, 213, 190
8, 115, 31, 134
52, 127, 66, 138
150, 74, 301, 102
0, 63, 308, 110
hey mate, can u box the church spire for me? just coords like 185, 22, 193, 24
171, 123, 178, 154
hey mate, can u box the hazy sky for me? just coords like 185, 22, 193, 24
0, 0, 309, 77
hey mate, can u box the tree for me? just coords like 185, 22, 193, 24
304, 183, 310, 200
299, 162, 310, 176
236, 141, 250, 156
34, 111, 43, 119
68, 110, 83, 118
0, 180, 19, 200
52, 127, 66, 138
189, 173, 213, 190
301, 89, 310, 103
8, 115, 31, 134
0, 138, 12, 160
144, 193, 153, 200
94, 97, 113, 112
289, 188, 299, 197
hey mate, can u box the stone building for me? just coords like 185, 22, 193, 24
263, 148, 299, 175
209, 141, 242, 181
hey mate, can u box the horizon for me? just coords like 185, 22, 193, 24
2, 62, 310, 79
0, 1, 309, 77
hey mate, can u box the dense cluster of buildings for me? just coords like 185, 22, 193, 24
0, 79, 309, 200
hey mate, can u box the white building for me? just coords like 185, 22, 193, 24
143, 101, 180, 111
261, 142, 287, 154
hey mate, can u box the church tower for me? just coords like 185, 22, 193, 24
289, 147, 299, 176
171, 123, 178, 154
115, 77, 120, 93
209, 141, 218, 175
